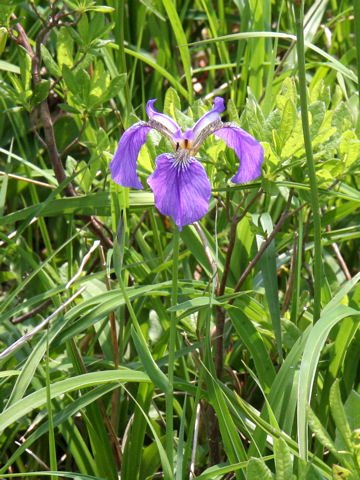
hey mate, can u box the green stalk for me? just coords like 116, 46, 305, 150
354, 1, 360, 135
165, 228, 180, 471
46, 332, 57, 480
113, 0, 131, 115
294, 0, 322, 322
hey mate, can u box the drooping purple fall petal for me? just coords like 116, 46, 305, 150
214, 125, 264, 183
110, 123, 152, 189
146, 99, 180, 134
192, 97, 225, 139
147, 154, 211, 230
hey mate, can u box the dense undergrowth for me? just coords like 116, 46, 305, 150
0, 1, 360, 479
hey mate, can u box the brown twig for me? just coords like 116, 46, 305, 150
60, 118, 87, 159
329, 237, 352, 280
323, 206, 351, 280
11, 299, 52, 324
230, 201, 305, 303
281, 233, 298, 314
219, 189, 264, 298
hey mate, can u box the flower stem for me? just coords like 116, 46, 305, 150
294, 0, 322, 322
166, 228, 180, 471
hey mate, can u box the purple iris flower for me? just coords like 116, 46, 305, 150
110, 97, 263, 231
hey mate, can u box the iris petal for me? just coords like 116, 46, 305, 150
146, 99, 180, 134
214, 125, 264, 183
147, 154, 212, 231
192, 97, 225, 139
110, 123, 152, 189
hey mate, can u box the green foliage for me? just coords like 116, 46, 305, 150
0, 1, 360, 480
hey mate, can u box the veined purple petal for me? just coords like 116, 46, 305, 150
146, 99, 180, 134
192, 97, 225, 139
147, 154, 211, 231
214, 125, 264, 183
110, 122, 152, 189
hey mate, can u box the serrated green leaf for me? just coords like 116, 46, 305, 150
306, 404, 339, 457
0, 27, 8, 57
226, 97, 240, 123
57, 27, 74, 68
77, 13, 89, 45
62, 64, 78, 95
164, 87, 182, 119
309, 101, 326, 136
331, 380, 355, 454
58, 102, 81, 114
32, 79, 50, 105
340, 131, 360, 168
332, 464, 353, 479
90, 74, 126, 107
40, 44, 61, 77
246, 457, 273, 480
19, 49, 31, 92
76, 68, 91, 104
279, 99, 297, 145
274, 437, 293, 480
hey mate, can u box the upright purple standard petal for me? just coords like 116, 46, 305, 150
214, 125, 264, 183
146, 99, 180, 134
110, 123, 152, 189
147, 154, 211, 230
192, 97, 225, 139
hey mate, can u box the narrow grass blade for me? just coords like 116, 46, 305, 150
0, 369, 150, 433
297, 305, 360, 460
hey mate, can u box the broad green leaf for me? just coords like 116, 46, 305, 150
279, 99, 297, 146
246, 457, 273, 480
331, 380, 354, 454
297, 305, 360, 460
19, 49, 31, 91
229, 307, 276, 393
332, 465, 353, 479
32, 79, 51, 105
40, 44, 62, 77
257, 212, 282, 361
90, 74, 127, 107
274, 437, 293, 480
164, 87, 182, 119
306, 404, 339, 458
62, 65, 78, 95
57, 27, 74, 68
0, 59, 20, 74
0, 27, 7, 56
